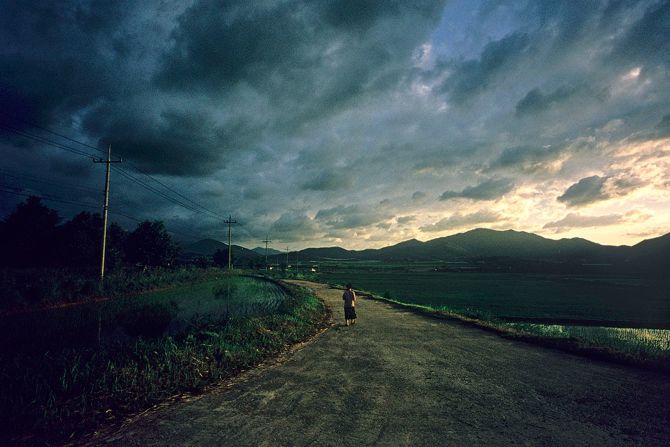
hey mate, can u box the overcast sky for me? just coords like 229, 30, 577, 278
1, 0, 669, 249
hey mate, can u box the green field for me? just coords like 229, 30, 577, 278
0, 275, 326, 442
0, 274, 288, 354
319, 270, 670, 329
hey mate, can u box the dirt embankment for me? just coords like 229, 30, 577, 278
90, 281, 670, 446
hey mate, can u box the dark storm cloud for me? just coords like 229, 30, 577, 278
154, 1, 308, 91
515, 85, 581, 117
270, 210, 323, 242
315, 204, 391, 229
0, 1, 219, 175
48, 157, 94, 178
301, 171, 352, 191
655, 113, 670, 137
558, 176, 609, 206
322, 0, 445, 32
437, 0, 668, 116
487, 145, 563, 173
440, 32, 531, 103
440, 178, 514, 201
411, 145, 477, 173
412, 191, 427, 201
2, 0, 668, 247
155, 0, 447, 124
557, 175, 644, 207
608, 0, 670, 67
0, 1, 136, 126
524, 0, 670, 76
0, 0, 454, 177
82, 108, 231, 175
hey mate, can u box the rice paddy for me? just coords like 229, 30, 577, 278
505, 323, 670, 360
0, 275, 327, 444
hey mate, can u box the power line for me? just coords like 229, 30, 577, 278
0, 123, 98, 158
9, 117, 106, 155
0, 168, 209, 241
0, 124, 210, 215
0, 186, 101, 210
111, 166, 208, 215
0, 187, 202, 241
0, 116, 229, 220
0, 168, 103, 196
118, 164, 229, 221
0, 111, 105, 154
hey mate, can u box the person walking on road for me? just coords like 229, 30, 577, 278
342, 283, 357, 326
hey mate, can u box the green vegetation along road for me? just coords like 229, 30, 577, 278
91, 281, 670, 446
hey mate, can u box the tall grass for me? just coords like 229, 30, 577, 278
504, 323, 670, 362
0, 266, 227, 312
0, 274, 291, 354
0, 278, 327, 444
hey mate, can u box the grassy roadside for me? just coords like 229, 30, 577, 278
0, 279, 329, 445
0, 267, 233, 313
332, 283, 670, 374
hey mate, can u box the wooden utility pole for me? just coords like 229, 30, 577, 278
262, 236, 272, 270
286, 246, 289, 270
224, 216, 237, 270
93, 144, 122, 282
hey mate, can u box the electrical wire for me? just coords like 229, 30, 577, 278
0, 123, 98, 158
2, 114, 107, 155
0, 168, 103, 196
112, 167, 205, 214
15, 115, 227, 219
0, 115, 229, 220
119, 164, 229, 220
0, 188, 202, 241
0, 186, 100, 210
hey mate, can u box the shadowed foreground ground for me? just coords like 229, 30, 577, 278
90, 280, 670, 446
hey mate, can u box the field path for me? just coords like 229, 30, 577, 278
93, 280, 670, 446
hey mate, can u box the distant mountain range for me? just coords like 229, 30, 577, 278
183, 229, 670, 273
251, 247, 282, 256
181, 238, 260, 264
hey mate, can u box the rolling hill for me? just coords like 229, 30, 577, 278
290, 229, 623, 262
252, 247, 282, 256
374, 228, 616, 261
291, 228, 669, 273
184, 229, 669, 273
182, 239, 261, 264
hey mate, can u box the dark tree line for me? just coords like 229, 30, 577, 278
0, 196, 179, 269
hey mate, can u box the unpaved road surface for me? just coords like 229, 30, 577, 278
93, 281, 670, 446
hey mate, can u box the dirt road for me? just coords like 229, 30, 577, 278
94, 281, 670, 446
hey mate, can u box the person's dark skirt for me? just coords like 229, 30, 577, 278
344, 306, 357, 320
